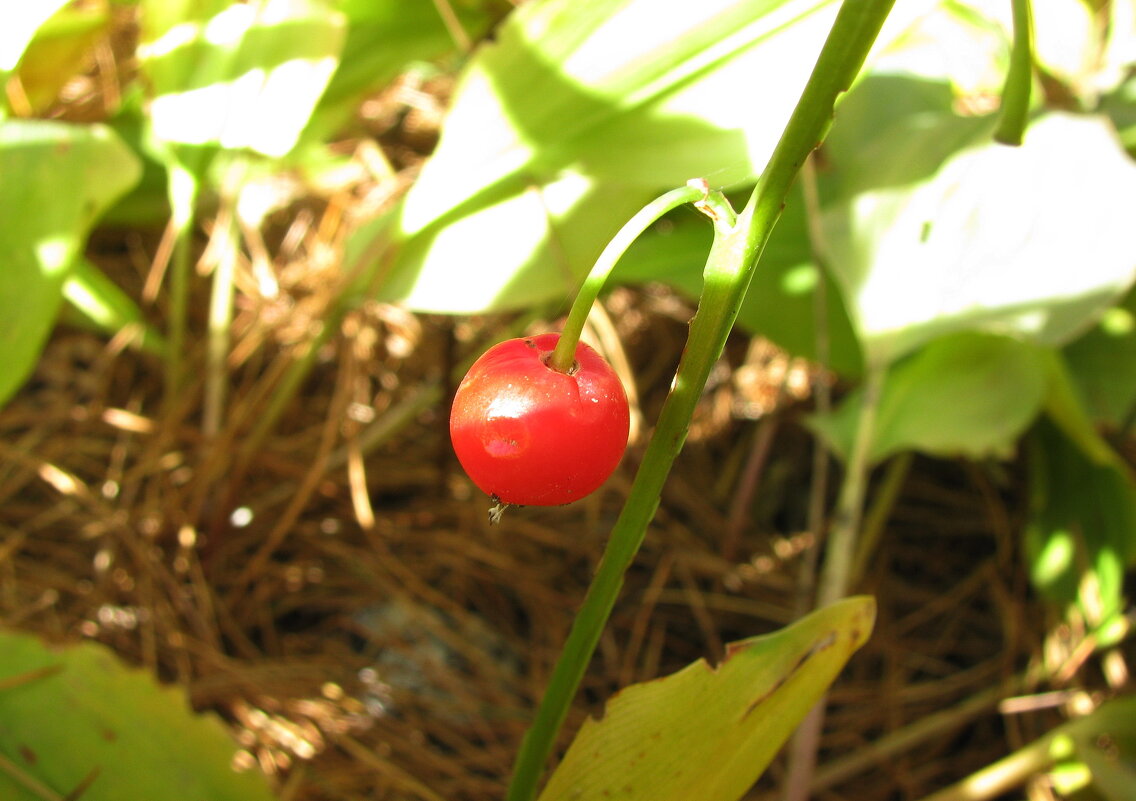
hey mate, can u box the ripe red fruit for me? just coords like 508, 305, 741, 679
449, 333, 630, 507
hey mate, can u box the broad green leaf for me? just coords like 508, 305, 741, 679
822, 113, 1136, 368
936, 698, 1136, 801
302, 0, 497, 144
0, 0, 72, 72
810, 333, 1046, 464
1062, 287, 1136, 431
0, 630, 274, 801
537, 597, 875, 801
1025, 420, 1136, 646
1073, 715, 1136, 801
0, 120, 141, 408
360, 0, 852, 315
361, 173, 649, 314
139, 0, 346, 158
398, 0, 842, 237
821, 72, 996, 200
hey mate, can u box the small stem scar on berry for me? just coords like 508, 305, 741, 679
547, 180, 735, 374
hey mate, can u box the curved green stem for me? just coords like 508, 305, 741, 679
548, 181, 729, 372
506, 2, 896, 799
994, 0, 1034, 146
507, 214, 742, 801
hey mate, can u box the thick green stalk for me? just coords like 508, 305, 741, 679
506, 212, 744, 801
505, 3, 896, 799
994, 0, 1034, 146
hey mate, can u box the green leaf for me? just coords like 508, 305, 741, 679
870, 1, 1011, 100
399, 0, 843, 236
822, 112, 1136, 368
1025, 419, 1136, 644
1062, 287, 1136, 430
810, 333, 1047, 464
302, 0, 496, 143
139, 0, 346, 158
536, 597, 875, 801
364, 0, 854, 314
1074, 717, 1136, 801
0, 120, 141, 408
822, 72, 996, 199
0, 630, 275, 801
362, 172, 649, 313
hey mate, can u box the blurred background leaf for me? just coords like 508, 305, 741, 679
0, 630, 275, 801
821, 112, 1136, 370
0, 0, 73, 74
5, 0, 111, 116
1026, 420, 1136, 648
354, 0, 850, 315
810, 333, 1047, 464
0, 120, 141, 408
138, 0, 346, 158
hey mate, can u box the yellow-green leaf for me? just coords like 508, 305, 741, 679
537, 596, 875, 801
0, 630, 275, 801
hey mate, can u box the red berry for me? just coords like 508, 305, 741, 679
449, 333, 630, 506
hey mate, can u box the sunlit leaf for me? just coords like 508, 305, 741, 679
1030, 0, 1097, 94
139, 0, 346, 158
822, 113, 1136, 368
0, 630, 275, 801
0, 0, 72, 72
537, 597, 874, 801
0, 120, 141, 408
360, 171, 648, 313
361, 0, 851, 314
303, 0, 497, 143
398, 0, 842, 237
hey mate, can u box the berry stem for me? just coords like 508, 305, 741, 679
547, 180, 733, 373
506, 2, 895, 798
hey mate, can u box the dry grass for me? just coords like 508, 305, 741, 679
3, 266, 1118, 800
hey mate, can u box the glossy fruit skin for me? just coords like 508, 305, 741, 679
449, 333, 630, 506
